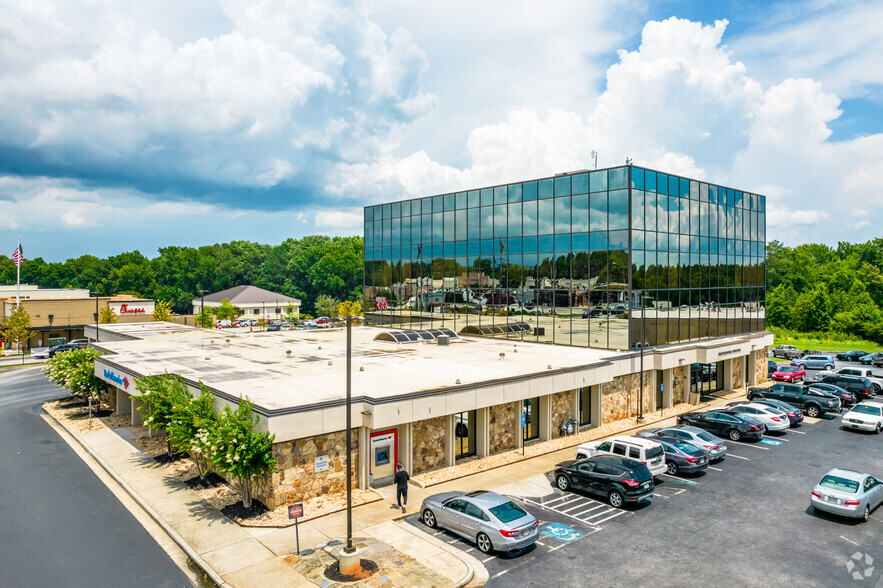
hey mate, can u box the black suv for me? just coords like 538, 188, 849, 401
815, 374, 875, 402
553, 455, 654, 508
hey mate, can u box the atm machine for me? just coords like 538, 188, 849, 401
369, 429, 397, 487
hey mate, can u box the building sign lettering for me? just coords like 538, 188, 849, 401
119, 304, 146, 314
374, 296, 388, 310
104, 368, 130, 389
314, 455, 330, 472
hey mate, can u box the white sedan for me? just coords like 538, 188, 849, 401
841, 402, 883, 433
727, 403, 790, 431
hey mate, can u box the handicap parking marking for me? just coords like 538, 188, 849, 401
540, 522, 587, 543
760, 438, 783, 446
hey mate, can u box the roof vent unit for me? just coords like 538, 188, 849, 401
437, 335, 450, 346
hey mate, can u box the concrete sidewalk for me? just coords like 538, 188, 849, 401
44, 389, 746, 587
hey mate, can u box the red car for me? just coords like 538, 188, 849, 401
772, 365, 805, 382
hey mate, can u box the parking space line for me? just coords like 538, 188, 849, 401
788, 429, 806, 434
492, 569, 511, 579
764, 436, 789, 441
727, 454, 750, 461
840, 535, 861, 546
560, 500, 595, 513
482, 556, 495, 563
803, 417, 822, 424
542, 496, 572, 506
521, 497, 603, 528
535, 542, 546, 548
591, 510, 628, 525
572, 504, 607, 517
583, 507, 621, 521
708, 466, 723, 471
728, 441, 770, 450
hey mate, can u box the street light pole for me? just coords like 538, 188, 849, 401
638, 293, 646, 423
339, 313, 360, 575
95, 292, 99, 343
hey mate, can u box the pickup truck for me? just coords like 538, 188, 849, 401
771, 345, 801, 359
812, 367, 883, 396
747, 383, 841, 418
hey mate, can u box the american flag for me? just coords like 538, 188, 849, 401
12, 244, 23, 266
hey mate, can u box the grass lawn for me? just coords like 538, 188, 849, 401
772, 335, 883, 354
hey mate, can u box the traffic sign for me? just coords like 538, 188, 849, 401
288, 503, 304, 519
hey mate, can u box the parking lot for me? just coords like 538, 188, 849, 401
407, 401, 883, 586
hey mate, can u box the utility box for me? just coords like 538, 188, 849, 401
437, 335, 450, 346
533, 327, 545, 336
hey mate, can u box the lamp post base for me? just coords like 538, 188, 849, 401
339, 547, 361, 576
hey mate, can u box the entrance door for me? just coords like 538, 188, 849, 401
523, 397, 540, 442
454, 411, 476, 460
656, 370, 664, 408
369, 430, 397, 486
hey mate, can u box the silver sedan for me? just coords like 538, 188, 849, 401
811, 468, 883, 522
638, 425, 727, 461
420, 490, 539, 554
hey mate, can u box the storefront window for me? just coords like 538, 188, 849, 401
454, 410, 476, 459
579, 387, 592, 426
523, 398, 540, 442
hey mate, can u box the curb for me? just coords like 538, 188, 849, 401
388, 519, 484, 588
42, 409, 233, 588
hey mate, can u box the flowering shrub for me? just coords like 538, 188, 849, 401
166, 383, 217, 479
210, 398, 278, 509
43, 348, 107, 409
135, 374, 190, 455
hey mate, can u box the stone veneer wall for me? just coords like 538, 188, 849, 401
673, 365, 689, 404
755, 349, 768, 384
412, 416, 447, 475
602, 372, 652, 423
550, 391, 574, 439
252, 429, 359, 510
489, 402, 517, 454
731, 357, 744, 390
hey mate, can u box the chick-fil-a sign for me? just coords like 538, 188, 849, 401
119, 304, 146, 314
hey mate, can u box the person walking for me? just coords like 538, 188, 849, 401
394, 463, 410, 513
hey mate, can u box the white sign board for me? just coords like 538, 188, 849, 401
314, 455, 330, 473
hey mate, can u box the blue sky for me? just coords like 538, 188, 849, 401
1, 0, 881, 262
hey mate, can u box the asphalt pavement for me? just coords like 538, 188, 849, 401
0, 366, 194, 588
409, 394, 883, 587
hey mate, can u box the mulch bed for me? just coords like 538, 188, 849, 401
221, 499, 270, 520
184, 473, 226, 490
323, 559, 379, 583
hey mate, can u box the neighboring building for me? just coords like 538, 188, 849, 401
0, 284, 91, 300
0, 291, 157, 349
363, 164, 766, 351
192, 285, 300, 321
90, 322, 773, 510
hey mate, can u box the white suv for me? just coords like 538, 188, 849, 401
841, 402, 883, 433
576, 436, 667, 477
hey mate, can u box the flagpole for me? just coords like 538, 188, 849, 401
16, 237, 21, 307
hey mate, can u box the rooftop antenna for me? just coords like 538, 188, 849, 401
625, 157, 633, 165
591, 151, 598, 170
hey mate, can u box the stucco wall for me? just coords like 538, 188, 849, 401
550, 391, 574, 439
489, 402, 517, 454
602, 372, 652, 423
732, 357, 745, 390
254, 429, 359, 509
756, 349, 768, 384
412, 416, 447, 475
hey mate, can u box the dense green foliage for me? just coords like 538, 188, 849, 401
0, 236, 364, 315
166, 383, 218, 479
766, 238, 883, 343
1, 305, 31, 359
43, 347, 106, 406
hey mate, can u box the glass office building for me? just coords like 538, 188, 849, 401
363, 165, 766, 350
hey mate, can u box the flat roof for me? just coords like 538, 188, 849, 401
94, 322, 619, 411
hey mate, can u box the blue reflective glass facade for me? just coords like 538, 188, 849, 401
364, 165, 766, 349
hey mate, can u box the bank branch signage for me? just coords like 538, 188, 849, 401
104, 369, 130, 389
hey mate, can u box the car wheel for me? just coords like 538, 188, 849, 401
422, 509, 436, 528
862, 505, 870, 523
608, 489, 625, 508
876, 424, 881, 435
806, 404, 820, 418
728, 429, 742, 441
824, 364, 833, 371
871, 384, 881, 396
556, 474, 571, 491
476, 532, 493, 553
667, 462, 679, 475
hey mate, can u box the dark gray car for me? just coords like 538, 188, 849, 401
653, 436, 708, 475
637, 426, 728, 462
420, 490, 538, 554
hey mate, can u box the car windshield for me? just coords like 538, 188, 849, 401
645, 446, 664, 459
489, 501, 528, 523
819, 475, 860, 493
696, 431, 717, 442
852, 405, 882, 416
674, 442, 701, 454
778, 366, 796, 373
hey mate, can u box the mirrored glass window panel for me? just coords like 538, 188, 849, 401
572, 194, 589, 232
538, 179, 554, 199
433, 212, 444, 242
573, 173, 589, 194
555, 175, 571, 197
590, 193, 608, 231
538, 199, 554, 235
555, 196, 571, 234
508, 203, 522, 237
455, 209, 467, 241
480, 207, 494, 239
467, 190, 480, 208
493, 205, 508, 238
523, 181, 537, 201
481, 189, 493, 207
443, 211, 455, 242
590, 170, 608, 192
609, 189, 628, 230
508, 183, 522, 203
609, 167, 628, 190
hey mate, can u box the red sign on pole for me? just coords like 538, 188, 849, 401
374, 296, 388, 310
288, 503, 303, 519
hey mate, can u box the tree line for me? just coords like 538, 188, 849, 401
766, 238, 883, 343
0, 235, 364, 315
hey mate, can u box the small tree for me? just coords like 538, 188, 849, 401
215, 299, 240, 322
195, 306, 215, 328
283, 302, 298, 322
152, 300, 173, 322
314, 294, 339, 318
43, 347, 106, 409
1, 304, 31, 363
166, 383, 217, 479
337, 300, 363, 322
135, 374, 191, 455
211, 398, 278, 509
256, 317, 268, 331
99, 306, 118, 324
